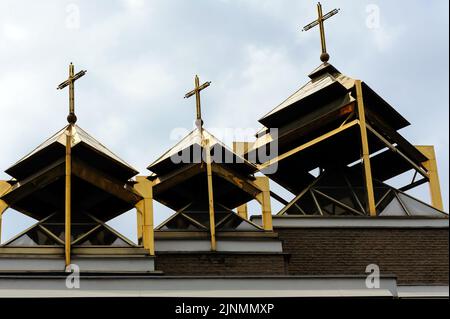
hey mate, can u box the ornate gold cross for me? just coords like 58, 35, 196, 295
184, 75, 211, 130
303, 2, 340, 63
57, 63, 87, 124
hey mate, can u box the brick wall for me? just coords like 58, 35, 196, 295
156, 253, 288, 276
154, 228, 448, 284
277, 228, 449, 285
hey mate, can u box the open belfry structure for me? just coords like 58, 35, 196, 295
0, 3, 448, 299
0, 63, 155, 273
149, 75, 280, 256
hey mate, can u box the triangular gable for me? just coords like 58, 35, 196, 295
277, 169, 448, 218
2, 214, 136, 247
156, 207, 263, 232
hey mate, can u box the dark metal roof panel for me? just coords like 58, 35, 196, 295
5, 124, 138, 180
258, 63, 410, 131
148, 128, 258, 176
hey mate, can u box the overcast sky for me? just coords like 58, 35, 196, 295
0, 0, 448, 243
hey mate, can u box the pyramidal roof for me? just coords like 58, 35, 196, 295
258, 62, 409, 129
148, 127, 258, 174
259, 64, 353, 123
6, 124, 138, 179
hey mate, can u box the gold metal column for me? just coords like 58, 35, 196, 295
134, 177, 155, 255
204, 139, 217, 251
69, 64, 75, 118
185, 75, 215, 250
416, 146, 444, 211
233, 142, 251, 220
136, 205, 144, 246
194, 75, 202, 127
355, 80, 377, 217
237, 204, 249, 220
57, 63, 87, 268
255, 176, 273, 231
0, 181, 11, 244
65, 126, 72, 267
317, 3, 327, 58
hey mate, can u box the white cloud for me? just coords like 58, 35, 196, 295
371, 25, 406, 52
211, 44, 300, 131
105, 61, 173, 101
122, 0, 146, 11
2, 23, 28, 41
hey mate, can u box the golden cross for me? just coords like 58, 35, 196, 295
57, 63, 87, 124
184, 75, 211, 129
303, 2, 340, 63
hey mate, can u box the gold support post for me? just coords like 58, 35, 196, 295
65, 126, 72, 268
69, 63, 75, 115
237, 204, 249, 220
185, 74, 215, 249
416, 146, 444, 211
136, 204, 144, 246
65, 64, 75, 267
317, 3, 327, 56
0, 181, 11, 244
204, 139, 217, 251
233, 141, 252, 220
355, 80, 377, 217
134, 177, 155, 255
195, 75, 201, 122
255, 177, 273, 231
56, 62, 86, 267
259, 120, 359, 171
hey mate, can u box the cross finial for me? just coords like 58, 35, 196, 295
184, 75, 211, 130
303, 2, 340, 63
57, 62, 87, 124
